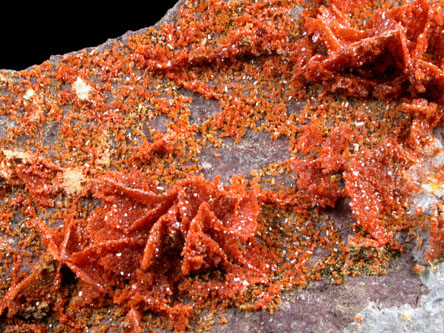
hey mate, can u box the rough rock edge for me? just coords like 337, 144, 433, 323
1, 0, 184, 72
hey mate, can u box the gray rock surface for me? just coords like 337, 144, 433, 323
345, 263, 444, 333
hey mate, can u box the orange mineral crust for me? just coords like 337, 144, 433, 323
1, 0, 444, 331
14, 173, 270, 331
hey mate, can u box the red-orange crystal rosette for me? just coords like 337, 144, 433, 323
299, 0, 444, 101
2, 171, 271, 331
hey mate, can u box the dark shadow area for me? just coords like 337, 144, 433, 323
0, 1, 178, 70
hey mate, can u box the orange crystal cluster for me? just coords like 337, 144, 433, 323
2, 172, 270, 331
299, 0, 444, 100
2, 0, 444, 331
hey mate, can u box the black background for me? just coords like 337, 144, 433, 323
0, 1, 178, 70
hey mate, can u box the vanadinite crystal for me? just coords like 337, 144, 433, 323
1, 0, 444, 331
